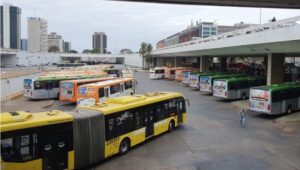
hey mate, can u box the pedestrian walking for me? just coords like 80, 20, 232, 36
239, 108, 246, 127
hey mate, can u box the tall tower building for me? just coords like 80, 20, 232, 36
28, 17, 48, 52
0, 3, 21, 49
92, 32, 107, 54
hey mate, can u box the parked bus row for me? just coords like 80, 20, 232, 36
1, 92, 188, 170
150, 67, 300, 115
24, 69, 136, 104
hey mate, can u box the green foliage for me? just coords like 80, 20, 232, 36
48, 46, 59, 52
139, 42, 153, 68
91, 48, 100, 53
69, 50, 78, 53
82, 49, 91, 53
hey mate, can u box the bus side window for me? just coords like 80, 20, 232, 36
99, 88, 105, 98
125, 81, 133, 90
1, 133, 38, 162
53, 81, 59, 88
110, 84, 121, 95
272, 91, 282, 102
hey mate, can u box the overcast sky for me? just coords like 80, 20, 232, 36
4, 0, 300, 53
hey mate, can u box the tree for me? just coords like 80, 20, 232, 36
91, 48, 100, 53
120, 48, 133, 54
139, 42, 153, 69
48, 46, 59, 52
69, 50, 78, 53
82, 49, 91, 53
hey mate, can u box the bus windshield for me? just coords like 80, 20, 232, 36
24, 79, 32, 89
61, 82, 75, 97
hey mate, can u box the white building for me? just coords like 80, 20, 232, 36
28, 17, 48, 52
47, 32, 63, 52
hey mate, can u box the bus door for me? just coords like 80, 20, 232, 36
177, 99, 185, 124
41, 131, 68, 170
99, 87, 109, 103
145, 109, 154, 138
45, 81, 55, 98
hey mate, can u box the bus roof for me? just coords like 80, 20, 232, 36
78, 78, 134, 88
0, 110, 73, 132
35, 74, 106, 81
202, 74, 246, 79
252, 82, 300, 92
60, 77, 115, 84
217, 76, 265, 83
77, 91, 183, 115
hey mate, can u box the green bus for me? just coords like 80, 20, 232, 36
249, 82, 300, 114
213, 76, 266, 100
199, 74, 247, 93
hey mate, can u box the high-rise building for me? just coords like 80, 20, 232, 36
28, 17, 48, 52
0, 3, 21, 49
63, 41, 71, 52
92, 32, 107, 54
21, 38, 28, 51
47, 32, 63, 52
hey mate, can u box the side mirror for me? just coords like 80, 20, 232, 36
185, 99, 191, 106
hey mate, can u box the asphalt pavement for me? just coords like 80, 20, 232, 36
1, 71, 299, 170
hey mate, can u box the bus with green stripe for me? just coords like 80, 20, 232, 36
188, 72, 221, 89
213, 76, 266, 100
24, 71, 106, 99
249, 82, 300, 115
199, 74, 247, 93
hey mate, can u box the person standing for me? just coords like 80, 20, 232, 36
239, 109, 246, 127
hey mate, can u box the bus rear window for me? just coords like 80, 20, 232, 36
24, 79, 32, 89
34, 81, 46, 90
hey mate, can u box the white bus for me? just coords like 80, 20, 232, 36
213, 76, 266, 100
249, 82, 300, 115
149, 67, 166, 79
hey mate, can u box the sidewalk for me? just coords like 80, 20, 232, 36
1, 96, 55, 112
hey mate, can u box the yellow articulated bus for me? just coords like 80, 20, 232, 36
1, 92, 188, 170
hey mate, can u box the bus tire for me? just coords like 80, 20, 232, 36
119, 138, 130, 155
242, 93, 246, 100
168, 120, 175, 132
287, 105, 293, 114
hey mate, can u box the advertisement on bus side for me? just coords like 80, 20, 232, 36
61, 82, 74, 98
182, 72, 190, 84
213, 80, 227, 98
200, 77, 211, 92
249, 89, 271, 112
189, 74, 199, 88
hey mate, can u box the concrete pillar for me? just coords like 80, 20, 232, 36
174, 56, 177, 67
220, 57, 227, 71
267, 53, 285, 85
200, 56, 211, 72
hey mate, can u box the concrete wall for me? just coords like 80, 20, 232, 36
1, 73, 41, 101
16, 51, 61, 66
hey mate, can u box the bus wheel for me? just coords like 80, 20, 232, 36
119, 138, 130, 155
168, 120, 175, 132
242, 93, 246, 100
287, 105, 293, 114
